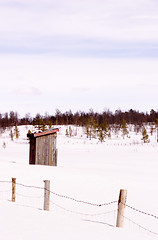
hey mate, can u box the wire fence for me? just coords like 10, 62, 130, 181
126, 204, 158, 220
123, 214, 158, 237
0, 179, 158, 238
0, 180, 12, 201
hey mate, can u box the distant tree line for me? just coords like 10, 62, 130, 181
0, 109, 158, 129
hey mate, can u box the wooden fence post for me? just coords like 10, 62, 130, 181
12, 178, 16, 202
44, 180, 50, 211
116, 189, 127, 227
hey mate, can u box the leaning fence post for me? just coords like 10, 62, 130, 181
44, 180, 50, 211
12, 178, 16, 202
116, 189, 127, 227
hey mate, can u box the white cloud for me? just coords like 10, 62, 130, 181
0, 54, 158, 90
0, 0, 158, 45
0, 1, 158, 115
72, 87, 91, 93
12, 86, 42, 96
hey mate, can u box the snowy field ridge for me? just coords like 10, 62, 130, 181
0, 125, 158, 240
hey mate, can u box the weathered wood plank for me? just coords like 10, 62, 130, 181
29, 129, 58, 166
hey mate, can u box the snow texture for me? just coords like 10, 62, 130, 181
0, 125, 158, 240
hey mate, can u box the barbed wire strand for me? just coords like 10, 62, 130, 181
49, 190, 117, 207
0, 189, 11, 193
123, 215, 158, 237
2, 180, 158, 222
0, 181, 12, 194
124, 203, 158, 220
16, 192, 44, 199
16, 182, 44, 190
0, 180, 12, 184
15, 182, 118, 207
50, 200, 117, 217
1, 179, 158, 237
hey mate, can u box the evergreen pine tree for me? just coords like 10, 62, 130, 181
142, 127, 149, 143
155, 118, 158, 142
121, 119, 129, 138
86, 125, 90, 138
98, 130, 105, 142
86, 116, 96, 140
10, 130, 14, 141
27, 130, 32, 143
14, 125, 20, 139
41, 121, 47, 131
3, 141, 6, 149
99, 121, 109, 139
65, 129, 69, 136
48, 121, 52, 129
34, 118, 47, 132
69, 126, 72, 137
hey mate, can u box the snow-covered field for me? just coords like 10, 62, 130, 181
0, 125, 158, 240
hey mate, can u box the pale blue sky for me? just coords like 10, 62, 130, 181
0, 0, 158, 117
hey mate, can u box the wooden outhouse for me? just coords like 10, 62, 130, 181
28, 128, 59, 166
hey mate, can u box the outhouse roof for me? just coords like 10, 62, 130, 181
34, 128, 59, 138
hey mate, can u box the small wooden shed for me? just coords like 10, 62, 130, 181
28, 128, 59, 166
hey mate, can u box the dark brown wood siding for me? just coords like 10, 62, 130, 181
29, 135, 36, 164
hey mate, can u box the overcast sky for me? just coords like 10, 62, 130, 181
0, 0, 158, 117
